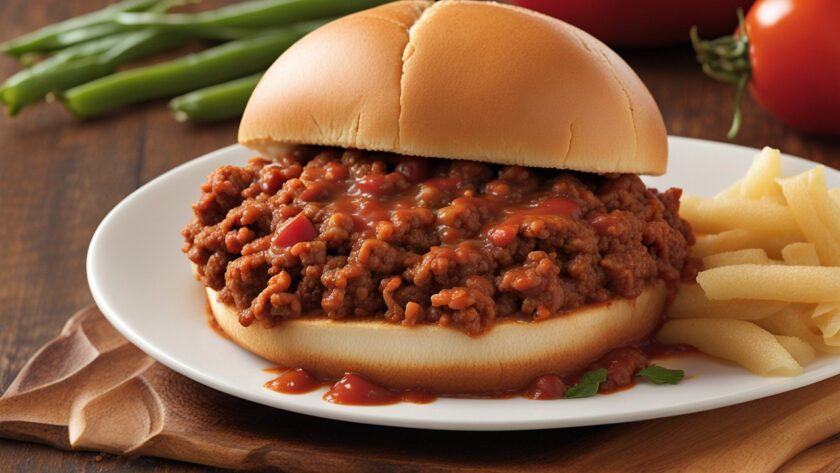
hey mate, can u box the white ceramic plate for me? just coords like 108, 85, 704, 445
88, 137, 840, 431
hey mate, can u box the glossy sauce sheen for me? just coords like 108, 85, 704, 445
264, 368, 322, 394
324, 374, 436, 406
333, 174, 581, 245
524, 375, 567, 400
264, 369, 438, 405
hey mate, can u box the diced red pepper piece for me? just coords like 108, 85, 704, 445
272, 213, 317, 248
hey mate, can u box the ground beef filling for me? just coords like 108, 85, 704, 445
182, 146, 696, 335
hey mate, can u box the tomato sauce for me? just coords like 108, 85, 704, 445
204, 299, 229, 339
264, 368, 324, 394
644, 342, 697, 359
324, 374, 436, 406
261, 341, 695, 405
524, 375, 567, 400
264, 369, 437, 405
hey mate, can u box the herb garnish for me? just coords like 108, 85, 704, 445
637, 364, 685, 384
563, 368, 607, 398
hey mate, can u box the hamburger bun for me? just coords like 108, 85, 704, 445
203, 0, 678, 394
207, 283, 667, 393
239, 0, 667, 175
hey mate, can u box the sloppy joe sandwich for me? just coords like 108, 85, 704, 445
182, 0, 696, 394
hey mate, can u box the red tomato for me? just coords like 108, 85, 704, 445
511, 0, 754, 47
744, 0, 840, 135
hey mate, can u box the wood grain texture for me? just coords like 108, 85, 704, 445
3, 306, 840, 473
778, 436, 840, 473
0, 1, 839, 471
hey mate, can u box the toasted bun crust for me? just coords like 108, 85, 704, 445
238, 0, 667, 175
207, 282, 667, 393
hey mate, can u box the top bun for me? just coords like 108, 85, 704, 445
239, 0, 668, 175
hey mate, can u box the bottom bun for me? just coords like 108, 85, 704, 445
207, 282, 667, 393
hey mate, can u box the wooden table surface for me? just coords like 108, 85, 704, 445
1, 1, 838, 471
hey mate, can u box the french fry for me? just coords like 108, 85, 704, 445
774, 335, 816, 366
778, 170, 840, 265
781, 242, 821, 266
715, 180, 742, 200
657, 318, 803, 376
807, 167, 840, 252
813, 302, 840, 318
675, 150, 840, 377
702, 248, 772, 269
680, 195, 799, 234
829, 188, 840, 205
667, 283, 787, 320
755, 306, 840, 354
812, 303, 840, 347
692, 229, 801, 259
697, 264, 840, 302
740, 147, 783, 200
756, 305, 817, 338
813, 316, 840, 346
763, 194, 787, 205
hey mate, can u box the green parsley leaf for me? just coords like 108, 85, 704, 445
637, 364, 684, 385
563, 368, 607, 399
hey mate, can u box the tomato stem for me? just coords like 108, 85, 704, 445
690, 9, 751, 139
728, 74, 748, 139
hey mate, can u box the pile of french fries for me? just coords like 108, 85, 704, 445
658, 147, 840, 376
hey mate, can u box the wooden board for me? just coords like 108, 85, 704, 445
1, 306, 839, 472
